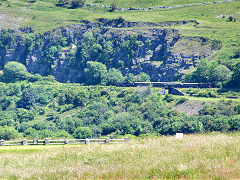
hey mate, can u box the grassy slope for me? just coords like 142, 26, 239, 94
0, 0, 239, 36
0, 133, 239, 179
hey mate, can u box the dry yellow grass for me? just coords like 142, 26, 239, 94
0, 133, 240, 179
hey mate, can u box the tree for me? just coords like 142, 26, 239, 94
84, 61, 107, 85
16, 108, 34, 123
231, 61, 240, 87
71, 0, 86, 8
211, 65, 232, 83
126, 73, 134, 84
135, 72, 151, 82
106, 68, 125, 85
23, 127, 38, 138
3, 61, 29, 82
190, 59, 211, 83
108, 112, 142, 135
73, 127, 93, 139
18, 87, 50, 109
89, 44, 103, 61
0, 126, 21, 140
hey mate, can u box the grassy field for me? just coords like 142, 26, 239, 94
0, 133, 240, 179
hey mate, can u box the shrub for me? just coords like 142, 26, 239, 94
229, 115, 240, 131
163, 94, 175, 102
181, 118, 204, 133
23, 127, 38, 138
71, 0, 86, 7
210, 116, 230, 132
135, 72, 151, 82
84, 61, 107, 85
0, 126, 21, 140
3, 61, 29, 82
28, 73, 43, 82
109, 2, 117, 12
73, 127, 93, 139
106, 68, 125, 85
234, 103, 240, 114
16, 108, 34, 123
176, 97, 188, 105
18, 87, 51, 109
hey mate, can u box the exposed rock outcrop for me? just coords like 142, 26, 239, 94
0, 20, 221, 82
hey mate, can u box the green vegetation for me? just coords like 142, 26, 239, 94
0, 133, 239, 179
183, 59, 239, 88
0, 74, 239, 140
0, 0, 239, 87
2, 61, 30, 82
0, 0, 239, 142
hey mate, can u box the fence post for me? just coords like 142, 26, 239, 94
33, 139, 38, 145
45, 138, 50, 145
124, 137, 129, 143
0, 139, 5, 146
105, 138, 110, 144
64, 139, 69, 144
85, 138, 90, 145
22, 139, 28, 145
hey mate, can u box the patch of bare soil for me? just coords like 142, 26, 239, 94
0, 14, 28, 29
174, 101, 204, 115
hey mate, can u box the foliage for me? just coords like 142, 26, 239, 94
0, 82, 239, 140
84, 61, 107, 85
231, 61, 240, 87
106, 68, 125, 85
0, 126, 21, 140
73, 127, 93, 139
184, 59, 233, 87
3, 61, 29, 82
71, 0, 86, 8
134, 72, 151, 82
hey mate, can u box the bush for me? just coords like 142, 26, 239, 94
71, 0, 86, 7
3, 61, 29, 82
181, 119, 204, 133
176, 97, 188, 105
28, 73, 43, 82
84, 61, 107, 85
73, 127, 93, 139
109, 2, 117, 12
135, 72, 151, 82
210, 116, 230, 132
163, 94, 175, 102
229, 115, 240, 131
0, 126, 21, 140
23, 127, 38, 138
106, 68, 125, 85
16, 108, 34, 123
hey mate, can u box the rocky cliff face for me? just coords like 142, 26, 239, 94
0, 20, 220, 82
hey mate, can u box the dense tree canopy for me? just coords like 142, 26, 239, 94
3, 61, 29, 82
84, 61, 107, 85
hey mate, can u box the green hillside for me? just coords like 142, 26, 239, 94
0, 0, 239, 67
0, 0, 240, 140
